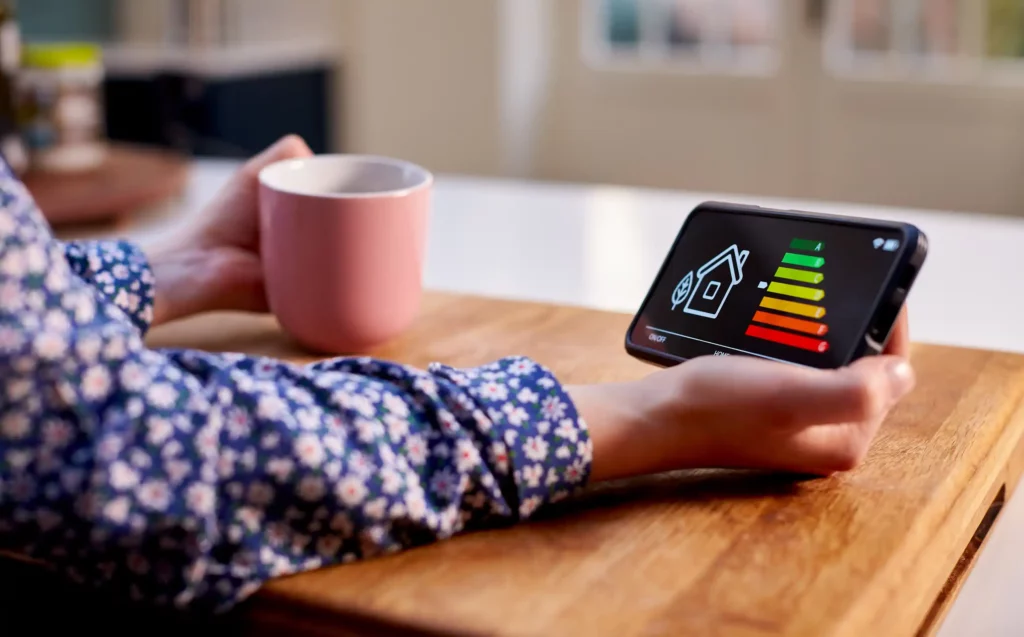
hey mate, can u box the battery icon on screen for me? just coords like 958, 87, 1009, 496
882, 239, 900, 252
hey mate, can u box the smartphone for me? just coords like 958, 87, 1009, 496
625, 202, 928, 369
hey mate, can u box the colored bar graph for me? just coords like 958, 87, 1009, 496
782, 252, 824, 268
790, 238, 823, 251
775, 267, 823, 284
767, 281, 824, 301
752, 311, 828, 336
760, 296, 826, 319
746, 324, 829, 353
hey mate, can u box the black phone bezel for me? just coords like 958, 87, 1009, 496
624, 201, 928, 369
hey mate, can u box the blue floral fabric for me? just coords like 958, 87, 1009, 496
0, 161, 592, 612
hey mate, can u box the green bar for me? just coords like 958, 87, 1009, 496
782, 252, 824, 268
790, 238, 824, 252
767, 281, 824, 301
775, 266, 823, 284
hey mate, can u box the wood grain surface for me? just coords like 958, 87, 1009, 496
23, 144, 188, 227
137, 292, 1024, 637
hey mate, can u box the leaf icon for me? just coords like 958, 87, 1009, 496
672, 271, 693, 310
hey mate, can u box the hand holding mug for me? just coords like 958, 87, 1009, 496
145, 135, 314, 326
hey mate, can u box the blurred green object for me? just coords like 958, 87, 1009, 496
987, 0, 1024, 58
605, 0, 640, 46
22, 42, 101, 69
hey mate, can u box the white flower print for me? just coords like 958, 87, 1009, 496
556, 445, 571, 460
186, 483, 216, 515
438, 409, 459, 433
406, 435, 428, 466
294, 434, 325, 468
384, 414, 410, 442
565, 459, 587, 484
507, 358, 535, 376
137, 480, 172, 511
336, 476, 368, 506
33, 332, 66, 360
0, 325, 22, 351
454, 439, 481, 473
540, 396, 566, 420
257, 395, 287, 421
478, 382, 508, 402
296, 408, 319, 431
0, 249, 25, 276
430, 468, 459, 500
413, 376, 438, 398
147, 416, 174, 446
538, 421, 551, 435
297, 476, 326, 502
81, 366, 112, 401
348, 451, 375, 477
383, 393, 409, 417
519, 495, 543, 517
104, 497, 131, 524
102, 336, 127, 361
119, 362, 149, 391
546, 467, 560, 487
523, 436, 549, 462
355, 417, 384, 443
42, 310, 71, 333
503, 404, 528, 427
380, 467, 403, 495
405, 490, 428, 520
1, 413, 30, 439
554, 419, 579, 442
237, 506, 263, 532
516, 388, 538, 404
147, 383, 177, 409
522, 464, 543, 488
364, 497, 387, 520
472, 409, 492, 433
266, 458, 294, 482
489, 442, 510, 474
109, 461, 139, 490
578, 438, 594, 463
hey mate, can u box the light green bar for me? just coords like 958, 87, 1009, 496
775, 267, 823, 285
782, 252, 824, 268
767, 281, 824, 301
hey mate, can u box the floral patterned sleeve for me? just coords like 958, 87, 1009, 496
0, 163, 592, 612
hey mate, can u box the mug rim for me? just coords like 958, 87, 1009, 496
258, 153, 434, 199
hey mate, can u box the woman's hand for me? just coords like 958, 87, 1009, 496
145, 135, 313, 326
574, 309, 914, 481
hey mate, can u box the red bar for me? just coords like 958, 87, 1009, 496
746, 324, 829, 353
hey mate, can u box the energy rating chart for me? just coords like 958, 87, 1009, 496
746, 237, 829, 354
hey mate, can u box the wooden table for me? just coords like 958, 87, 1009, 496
89, 291, 1023, 636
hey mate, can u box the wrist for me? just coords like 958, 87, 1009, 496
568, 379, 716, 482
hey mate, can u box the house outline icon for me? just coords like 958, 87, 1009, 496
683, 244, 750, 319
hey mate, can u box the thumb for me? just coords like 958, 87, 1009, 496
242, 134, 314, 179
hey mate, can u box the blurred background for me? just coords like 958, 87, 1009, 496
8, 0, 1024, 223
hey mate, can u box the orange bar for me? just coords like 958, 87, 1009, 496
752, 311, 828, 337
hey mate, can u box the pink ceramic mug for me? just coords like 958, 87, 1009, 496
258, 154, 432, 353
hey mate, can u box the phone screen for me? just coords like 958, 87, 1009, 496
629, 206, 911, 369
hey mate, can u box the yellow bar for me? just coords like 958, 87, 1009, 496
775, 267, 823, 284
760, 296, 826, 319
767, 281, 824, 301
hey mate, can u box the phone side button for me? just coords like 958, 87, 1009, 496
864, 334, 884, 355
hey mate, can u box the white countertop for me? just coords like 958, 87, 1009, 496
74, 159, 1024, 636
